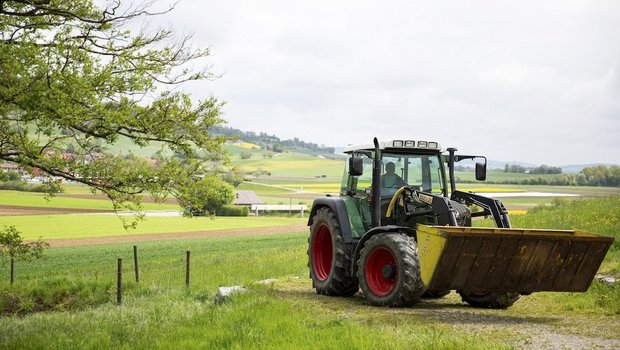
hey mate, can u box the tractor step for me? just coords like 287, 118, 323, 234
417, 225, 614, 293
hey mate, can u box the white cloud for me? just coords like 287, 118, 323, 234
140, 0, 620, 165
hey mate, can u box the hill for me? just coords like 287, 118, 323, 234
213, 126, 337, 156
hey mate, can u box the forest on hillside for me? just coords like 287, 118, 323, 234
213, 126, 335, 154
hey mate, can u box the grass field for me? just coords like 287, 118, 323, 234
0, 190, 180, 211
1, 215, 305, 240
0, 233, 511, 349
0, 197, 618, 349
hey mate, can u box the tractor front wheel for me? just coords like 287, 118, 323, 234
458, 291, 520, 309
308, 207, 358, 296
357, 232, 424, 307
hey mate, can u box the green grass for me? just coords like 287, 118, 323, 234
237, 181, 296, 195
0, 233, 508, 349
231, 152, 343, 180
0, 190, 180, 211
476, 197, 620, 274
0, 215, 305, 240
0, 198, 618, 349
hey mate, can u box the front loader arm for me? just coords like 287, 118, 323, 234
451, 190, 511, 228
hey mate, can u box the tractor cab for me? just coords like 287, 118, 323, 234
342, 140, 447, 197
341, 139, 460, 229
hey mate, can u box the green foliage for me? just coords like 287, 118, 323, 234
504, 164, 562, 174
240, 151, 253, 160
177, 175, 235, 216
214, 126, 336, 154
0, 170, 20, 182
216, 205, 250, 217
1, 278, 110, 316
472, 166, 620, 186
221, 169, 245, 187
0, 180, 64, 193
0, 0, 230, 221
514, 198, 619, 243
0, 226, 48, 261
580, 165, 620, 187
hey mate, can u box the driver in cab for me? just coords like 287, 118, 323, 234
380, 162, 407, 195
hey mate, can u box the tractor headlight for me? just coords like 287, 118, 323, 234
417, 141, 428, 148
405, 140, 415, 147
393, 140, 404, 147
428, 142, 438, 149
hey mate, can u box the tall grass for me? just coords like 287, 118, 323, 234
0, 232, 509, 349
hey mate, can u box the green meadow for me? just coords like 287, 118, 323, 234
0, 215, 305, 240
0, 198, 618, 349
1, 145, 619, 349
0, 190, 180, 211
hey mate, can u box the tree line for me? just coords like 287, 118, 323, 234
461, 165, 620, 187
213, 126, 336, 154
504, 164, 562, 174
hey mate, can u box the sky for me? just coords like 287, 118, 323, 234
142, 0, 619, 166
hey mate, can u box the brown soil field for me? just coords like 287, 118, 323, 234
0, 204, 114, 216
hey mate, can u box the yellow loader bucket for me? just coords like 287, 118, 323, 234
417, 225, 614, 293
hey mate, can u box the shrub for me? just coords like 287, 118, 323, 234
216, 205, 249, 217
0, 180, 64, 193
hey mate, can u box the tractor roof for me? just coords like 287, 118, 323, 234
343, 139, 442, 154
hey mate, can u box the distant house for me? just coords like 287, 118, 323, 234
0, 162, 19, 172
233, 190, 264, 207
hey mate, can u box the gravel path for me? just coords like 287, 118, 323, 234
276, 280, 620, 350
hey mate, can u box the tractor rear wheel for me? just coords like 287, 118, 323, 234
357, 232, 424, 307
308, 207, 358, 296
458, 291, 520, 309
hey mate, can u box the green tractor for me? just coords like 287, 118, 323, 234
307, 138, 613, 308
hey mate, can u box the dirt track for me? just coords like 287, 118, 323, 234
0, 205, 114, 216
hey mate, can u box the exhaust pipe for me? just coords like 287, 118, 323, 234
372, 137, 381, 227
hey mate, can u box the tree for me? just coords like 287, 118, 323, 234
177, 175, 235, 216
1, 226, 48, 284
0, 1, 231, 219
0, 226, 47, 261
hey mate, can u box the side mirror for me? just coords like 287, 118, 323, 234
349, 157, 363, 176
475, 162, 486, 181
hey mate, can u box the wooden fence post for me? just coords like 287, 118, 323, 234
117, 258, 122, 305
185, 250, 190, 288
133, 245, 139, 283
10, 256, 14, 285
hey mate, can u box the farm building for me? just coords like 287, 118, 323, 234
233, 190, 264, 207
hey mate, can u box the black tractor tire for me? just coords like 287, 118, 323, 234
421, 289, 450, 299
357, 232, 424, 307
458, 291, 520, 309
308, 207, 358, 296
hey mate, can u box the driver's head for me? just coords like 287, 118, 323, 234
385, 162, 396, 174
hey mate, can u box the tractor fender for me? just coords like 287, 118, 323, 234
307, 197, 354, 238
351, 225, 417, 277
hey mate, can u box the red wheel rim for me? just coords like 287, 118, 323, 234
312, 224, 333, 281
365, 247, 397, 296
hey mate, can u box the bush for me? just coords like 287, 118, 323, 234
216, 205, 249, 217
0, 180, 65, 193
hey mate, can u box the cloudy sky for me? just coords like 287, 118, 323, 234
145, 0, 619, 165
